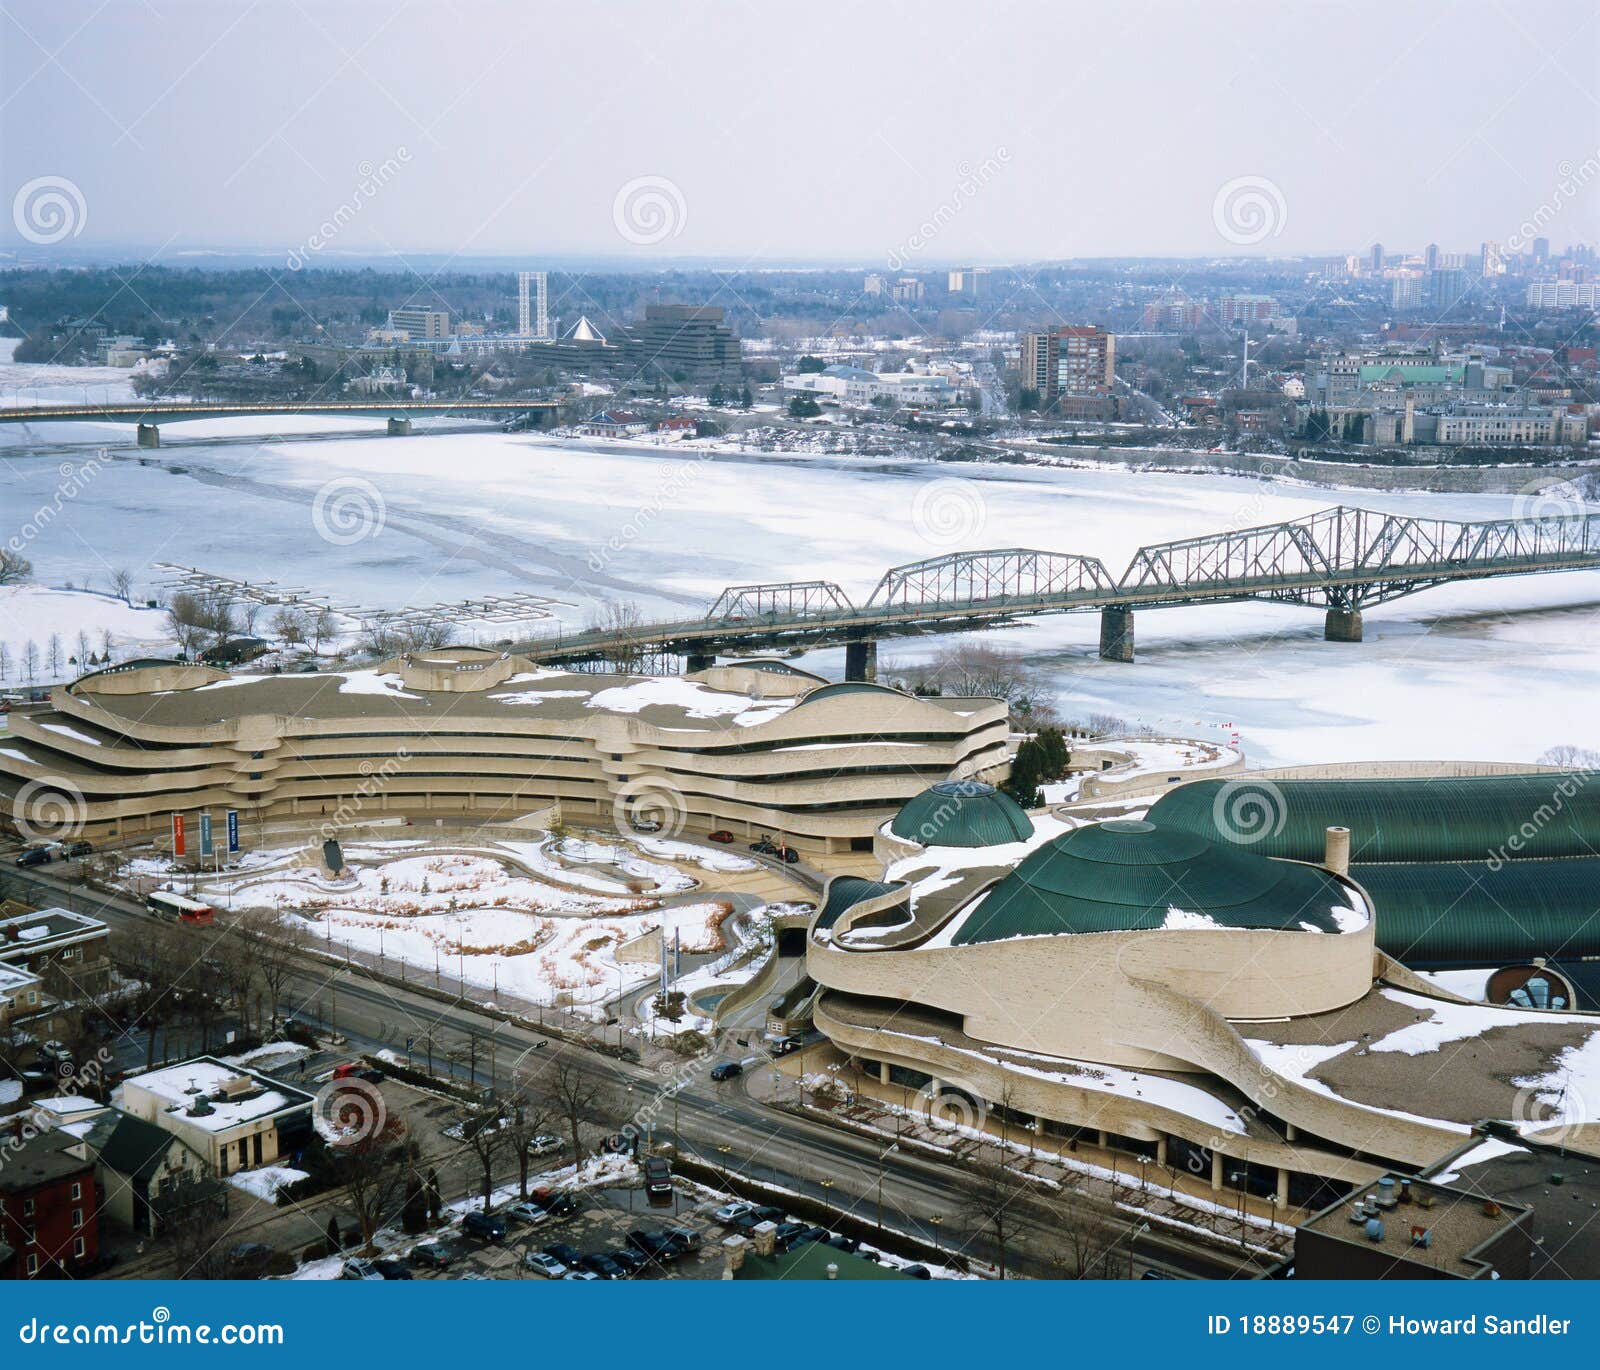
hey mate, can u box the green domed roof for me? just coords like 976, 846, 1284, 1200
950, 818, 1361, 944
890, 779, 1033, 848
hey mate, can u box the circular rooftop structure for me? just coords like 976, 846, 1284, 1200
889, 779, 1033, 848
950, 818, 1364, 945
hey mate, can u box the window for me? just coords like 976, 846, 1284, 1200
26, 1255, 38, 1276
73, 1237, 85, 1259
72, 1208, 83, 1228
22, 1198, 34, 1217
70, 1182, 81, 1201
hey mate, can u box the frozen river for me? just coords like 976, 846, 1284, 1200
2, 367, 1597, 768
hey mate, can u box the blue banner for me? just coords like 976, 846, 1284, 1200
226, 808, 239, 854
198, 812, 213, 857
0, 1281, 1586, 1365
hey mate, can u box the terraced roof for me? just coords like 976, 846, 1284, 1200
949, 819, 1363, 944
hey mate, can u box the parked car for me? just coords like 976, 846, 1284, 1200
771, 1221, 809, 1251
713, 1201, 757, 1224
339, 1258, 384, 1281
523, 1250, 567, 1278
524, 1133, 564, 1157
562, 1269, 600, 1281
710, 1061, 743, 1082
790, 1226, 830, 1249
461, 1210, 507, 1242
608, 1247, 646, 1276
543, 1242, 583, 1267
504, 1200, 549, 1226
707, 830, 735, 843
629, 818, 662, 833
732, 1206, 786, 1234
901, 1263, 932, 1280
62, 840, 93, 858
579, 1252, 625, 1280
224, 1243, 275, 1278
15, 847, 51, 868
410, 1241, 459, 1270
626, 1229, 682, 1262
372, 1259, 413, 1280
824, 1233, 861, 1254
331, 1062, 384, 1083
768, 1034, 807, 1056
643, 1156, 673, 1197
37, 1040, 73, 1063
664, 1226, 702, 1253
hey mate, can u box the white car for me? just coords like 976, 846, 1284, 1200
524, 1134, 564, 1157
562, 1269, 600, 1281
523, 1250, 567, 1278
713, 1201, 757, 1224
504, 1201, 549, 1226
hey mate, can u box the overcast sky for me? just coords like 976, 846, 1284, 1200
3, 0, 1598, 266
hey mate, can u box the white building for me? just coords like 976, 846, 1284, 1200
783, 364, 954, 407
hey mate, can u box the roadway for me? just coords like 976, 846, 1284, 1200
3, 861, 1265, 1279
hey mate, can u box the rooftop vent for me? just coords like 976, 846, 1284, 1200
1365, 1217, 1384, 1243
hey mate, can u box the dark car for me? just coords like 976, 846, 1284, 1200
710, 1061, 743, 1082
410, 1241, 461, 1269
608, 1247, 647, 1276
531, 1188, 579, 1218
732, 1205, 786, 1234
543, 1242, 583, 1267
63, 840, 93, 858
771, 1221, 809, 1251
643, 1156, 673, 1197
579, 1252, 626, 1280
15, 847, 50, 867
901, 1263, 932, 1280
373, 1259, 414, 1280
224, 1242, 274, 1278
626, 1229, 683, 1262
789, 1226, 830, 1249
824, 1233, 861, 1254
461, 1210, 507, 1242
664, 1226, 702, 1254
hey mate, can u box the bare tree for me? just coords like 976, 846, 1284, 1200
46, 633, 62, 678
309, 607, 339, 656
74, 629, 92, 670
327, 1109, 416, 1255
271, 606, 307, 651
958, 1153, 1027, 1280
457, 1096, 509, 1212
234, 907, 306, 1028
0, 548, 32, 585
550, 1056, 601, 1164
585, 599, 647, 671
501, 1084, 559, 1200
22, 640, 38, 682
109, 567, 134, 602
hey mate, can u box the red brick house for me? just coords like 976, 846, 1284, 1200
0, 1122, 100, 1279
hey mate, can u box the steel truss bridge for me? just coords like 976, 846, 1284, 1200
0, 399, 561, 439
521, 505, 1600, 673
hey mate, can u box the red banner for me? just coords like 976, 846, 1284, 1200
172, 813, 186, 857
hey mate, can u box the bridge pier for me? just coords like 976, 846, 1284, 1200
844, 638, 878, 682
1098, 605, 1135, 663
1324, 608, 1363, 642
136, 423, 160, 449
386, 417, 412, 437
684, 652, 715, 674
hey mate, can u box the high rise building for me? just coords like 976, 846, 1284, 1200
1430, 268, 1470, 312
385, 308, 450, 340
947, 267, 988, 299
863, 273, 886, 296
1056, 325, 1115, 396
1533, 237, 1551, 264
1019, 331, 1058, 397
621, 304, 742, 384
1369, 242, 1385, 274
1424, 242, 1440, 271
517, 270, 550, 339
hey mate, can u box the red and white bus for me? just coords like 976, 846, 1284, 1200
146, 889, 215, 926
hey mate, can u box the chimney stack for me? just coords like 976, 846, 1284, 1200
1324, 825, 1351, 878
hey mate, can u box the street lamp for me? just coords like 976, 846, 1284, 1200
876, 1141, 898, 1236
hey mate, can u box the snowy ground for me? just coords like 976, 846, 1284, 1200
2, 341, 1596, 764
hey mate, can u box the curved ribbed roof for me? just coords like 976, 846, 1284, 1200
816, 876, 904, 930
1147, 774, 1600, 864
795, 681, 909, 708
889, 779, 1033, 847
1355, 858, 1600, 965
951, 819, 1362, 944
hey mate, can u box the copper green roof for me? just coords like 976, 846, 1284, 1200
817, 876, 903, 930
950, 819, 1361, 944
1354, 858, 1600, 965
1146, 775, 1600, 864
889, 779, 1033, 847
